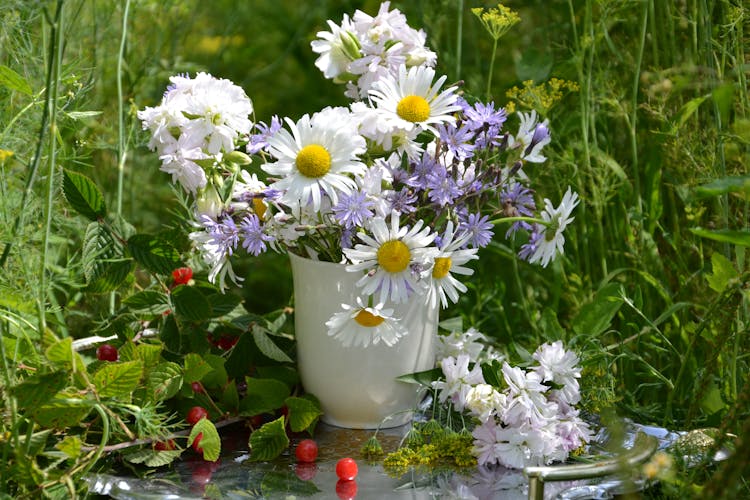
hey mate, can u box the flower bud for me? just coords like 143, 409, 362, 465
340, 31, 361, 61
225, 150, 252, 165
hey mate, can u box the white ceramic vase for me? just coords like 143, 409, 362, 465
289, 252, 438, 429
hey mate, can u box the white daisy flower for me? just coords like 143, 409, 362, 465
231, 171, 269, 220
425, 221, 479, 309
262, 112, 367, 212
325, 297, 406, 348
368, 65, 461, 136
344, 212, 437, 304
509, 110, 550, 164
528, 187, 579, 268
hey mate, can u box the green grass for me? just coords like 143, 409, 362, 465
0, 0, 748, 497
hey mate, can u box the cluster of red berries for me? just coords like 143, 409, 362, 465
294, 439, 359, 499
186, 406, 209, 455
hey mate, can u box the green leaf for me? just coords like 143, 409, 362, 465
145, 362, 183, 402
45, 337, 85, 372
694, 175, 750, 200
20, 430, 52, 457
248, 417, 289, 461
669, 93, 710, 134
30, 400, 92, 428
62, 169, 106, 221
81, 222, 132, 293
222, 379, 240, 413
690, 228, 750, 247
701, 381, 726, 415
184, 353, 213, 383
396, 367, 442, 386
205, 291, 244, 317
66, 110, 102, 120
438, 316, 463, 333
93, 360, 143, 398
256, 365, 299, 388
284, 396, 322, 433
172, 285, 212, 322
252, 325, 293, 363
189, 418, 221, 462
571, 283, 624, 336
539, 308, 565, 341
122, 291, 171, 315
481, 359, 504, 389
707, 252, 738, 293
123, 448, 182, 467
55, 435, 83, 459
239, 377, 290, 416
260, 471, 321, 497
160, 314, 182, 353
201, 354, 229, 389
127, 234, 182, 275
10, 372, 68, 410
0, 65, 32, 95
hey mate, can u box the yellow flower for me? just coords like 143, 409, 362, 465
472, 4, 520, 41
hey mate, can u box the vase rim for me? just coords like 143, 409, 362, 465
288, 251, 348, 268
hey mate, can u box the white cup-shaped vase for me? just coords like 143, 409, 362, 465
289, 252, 438, 429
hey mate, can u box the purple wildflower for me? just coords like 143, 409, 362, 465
525, 123, 550, 157
405, 153, 439, 190
501, 182, 536, 237
201, 214, 240, 257
239, 214, 273, 256
437, 123, 475, 160
464, 101, 507, 131
387, 188, 418, 214
518, 226, 542, 261
332, 191, 375, 229
459, 213, 494, 248
247, 115, 282, 154
340, 227, 355, 249
426, 165, 463, 207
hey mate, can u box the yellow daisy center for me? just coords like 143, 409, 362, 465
252, 198, 266, 219
354, 309, 385, 327
295, 144, 331, 178
377, 240, 411, 273
432, 257, 453, 279
396, 95, 431, 123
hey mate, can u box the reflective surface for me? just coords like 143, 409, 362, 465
86, 419, 731, 500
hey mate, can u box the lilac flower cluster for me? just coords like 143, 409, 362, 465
432, 335, 592, 469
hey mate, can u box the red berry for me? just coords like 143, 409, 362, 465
96, 344, 118, 362
172, 267, 193, 286
191, 432, 203, 455
335, 457, 358, 481
294, 462, 317, 481
335, 479, 358, 500
216, 335, 238, 350
154, 439, 175, 451
186, 406, 208, 426
191, 462, 213, 485
295, 439, 318, 463
191, 382, 204, 394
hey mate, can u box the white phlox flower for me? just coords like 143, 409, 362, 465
344, 212, 437, 304
262, 112, 367, 212
532, 340, 582, 405
432, 353, 485, 412
500, 362, 558, 429
310, 14, 358, 79
464, 383, 505, 422
157, 136, 210, 193
528, 187, 579, 268
325, 297, 406, 347
425, 221, 478, 309
435, 327, 492, 363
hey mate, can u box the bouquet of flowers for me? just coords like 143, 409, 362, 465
433, 331, 592, 469
137, 1, 579, 348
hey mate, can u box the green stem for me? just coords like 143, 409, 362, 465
630, 0, 648, 217
489, 215, 545, 226
39, 0, 65, 333
79, 404, 110, 476
485, 37, 498, 101
455, 0, 463, 80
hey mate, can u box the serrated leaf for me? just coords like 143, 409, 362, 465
690, 228, 750, 247
122, 290, 170, 315
81, 222, 133, 292
45, 337, 85, 372
206, 291, 243, 317
706, 252, 738, 293
184, 353, 213, 383
93, 360, 143, 398
145, 362, 183, 402
30, 400, 92, 428
252, 325, 293, 363
201, 354, 229, 389
395, 367, 442, 387
18, 430, 51, 457
571, 283, 624, 336
268, 312, 287, 333
0, 65, 32, 95
10, 372, 68, 410
256, 365, 299, 388
62, 169, 106, 220
239, 378, 290, 416
172, 285, 212, 322
55, 435, 83, 459
260, 471, 321, 497
189, 418, 221, 462
127, 234, 182, 275
249, 417, 289, 461
160, 314, 182, 353
481, 359, 504, 389
284, 396, 321, 433
123, 448, 182, 467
